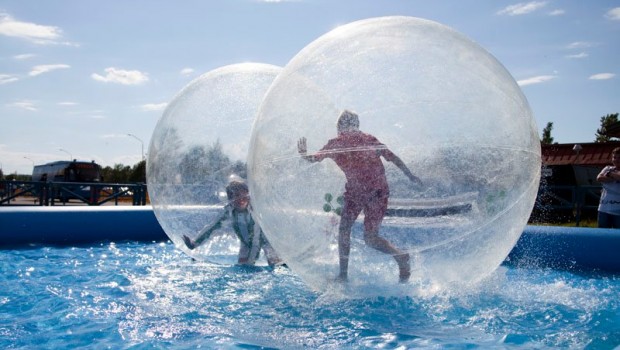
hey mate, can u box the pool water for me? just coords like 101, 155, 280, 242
1, 241, 619, 349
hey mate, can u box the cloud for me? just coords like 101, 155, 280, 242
0, 74, 19, 85
566, 52, 588, 59
91, 67, 149, 85
0, 12, 68, 45
589, 73, 615, 80
605, 7, 620, 20
497, 1, 547, 16
548, 9, 565, 16
13, 53, 35, 60
29, 64, 70, 76
140, 103, 167, 112
565, 41, 598, 50
6, 100, 37, 111
180, 68, 195, 76
517, 75, 556, 86
58, 101, 77, 106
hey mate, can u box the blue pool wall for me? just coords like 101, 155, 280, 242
1, 206, 619, 273
0, 206, 167, 247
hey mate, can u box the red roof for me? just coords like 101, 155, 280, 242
542, 142, 620, 166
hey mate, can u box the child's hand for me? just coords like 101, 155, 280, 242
297, 137, 308, 155
409, 175, 423, 188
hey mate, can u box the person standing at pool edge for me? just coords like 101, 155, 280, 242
297, 110, 423, 282
596, 147, 620, 228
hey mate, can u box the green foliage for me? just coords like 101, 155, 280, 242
100, 160, 146, 184
3, 173, 30, 181
178, 140, 242, 186
541, 121, 555, 145
595, 113, 619, 143
101, 163, 132, 183
129, 160, 146, 183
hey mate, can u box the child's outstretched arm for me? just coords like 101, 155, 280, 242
182, 206, 229, 249
298, 137, 319, 163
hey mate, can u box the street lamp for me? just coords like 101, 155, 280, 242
23, 156, 34, 167
58, 148, 72, 161
127, 133, 145, 161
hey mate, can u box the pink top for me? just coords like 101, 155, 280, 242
315, 131, 395, 194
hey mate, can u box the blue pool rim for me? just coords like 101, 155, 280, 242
1, 206, 619, 273
0, 206, 167, 247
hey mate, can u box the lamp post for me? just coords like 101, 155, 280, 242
58, 148, 72, 161
572, 144, 584, 226
127, 133, 145, 161
23, 156, 34, 167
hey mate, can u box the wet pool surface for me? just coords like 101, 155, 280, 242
1, 241, 619, 349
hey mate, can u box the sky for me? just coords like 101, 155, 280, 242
0, 0, 619, 175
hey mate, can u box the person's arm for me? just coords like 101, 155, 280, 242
388, 153, 423, 186
298, 137, 320, 163
597, 166, 618, 183
183, 206, 228, 249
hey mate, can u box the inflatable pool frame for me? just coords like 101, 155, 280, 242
1, 206, 618, 273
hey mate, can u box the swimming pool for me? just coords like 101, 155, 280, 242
1, 241, 618, 349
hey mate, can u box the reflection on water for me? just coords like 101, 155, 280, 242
0, 241, 618, 349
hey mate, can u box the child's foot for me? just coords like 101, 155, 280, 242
395, 253, 411, 283
333, 273, 348, 283
182, 235, 195, 250
268, 258, 285, 268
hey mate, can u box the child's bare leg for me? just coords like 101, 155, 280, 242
337, 219, 354, 281
394, 253, 411, 283
364, 231, 410, 282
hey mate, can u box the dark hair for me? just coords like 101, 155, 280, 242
337, 110, 359, 131
613, 147, 620, 156
226, 181, 248, 200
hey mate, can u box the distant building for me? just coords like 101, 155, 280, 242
536, 140, 619, 224
541, 142, 619, 186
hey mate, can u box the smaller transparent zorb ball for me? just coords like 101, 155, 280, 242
147, 63, 281, 263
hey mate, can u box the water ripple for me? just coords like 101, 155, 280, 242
0, 242, 618, 349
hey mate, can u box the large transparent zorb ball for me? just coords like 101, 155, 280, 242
147, 63, 281, 263
248, 17, 540, 294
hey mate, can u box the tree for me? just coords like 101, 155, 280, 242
205, 140, 232, 183
129, 160, 146, 183
147, 126, 182, 184
230, 160, 247, 180
101, 164, 132, 183
179, 145, 208, 184
595, 113, 620, 143
541, 122, 555, 145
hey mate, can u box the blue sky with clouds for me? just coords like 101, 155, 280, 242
0, 0, 618, 174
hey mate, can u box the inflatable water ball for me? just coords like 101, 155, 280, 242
147, 63, 281, 264
248, 16, 540, 295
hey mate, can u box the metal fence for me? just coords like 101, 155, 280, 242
0, 180, 603, 225
0, 180, 147, 206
